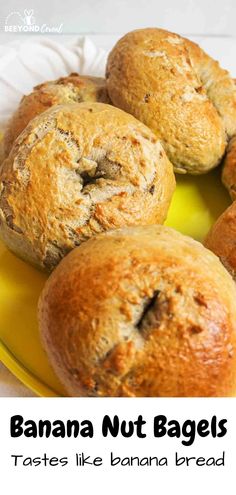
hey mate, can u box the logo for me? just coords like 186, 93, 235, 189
5, 9, 63, 33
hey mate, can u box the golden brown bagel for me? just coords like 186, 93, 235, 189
38, 225, 236, 397
106, 28, 236, 174
222, 135, 236, 200
205, 201, 236, 280
2, 73, 110, 160
0, 102, 175, 271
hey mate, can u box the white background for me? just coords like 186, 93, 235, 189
0, 398, 235, 494
1, 0, 236, 36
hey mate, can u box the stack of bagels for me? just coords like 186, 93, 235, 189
1, 28, 236, 397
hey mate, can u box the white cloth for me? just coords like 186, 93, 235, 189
0, 35, 236, 396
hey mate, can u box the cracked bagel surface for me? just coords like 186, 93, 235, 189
2, 73, 110, 160
0, 102, 175, 271
38, 225, 236, 397
106, 28, 236, 174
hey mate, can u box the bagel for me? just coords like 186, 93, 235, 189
222, 135, 236, 200
2, 73, 110, 160
0, 102, 175, 271
38, 224, 236, 397
205, 201, 236, 280
106, 28, 236, 174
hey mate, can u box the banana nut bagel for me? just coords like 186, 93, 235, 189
38, 225, 236, 397
0, 102, 175, 271
106, 28, 236, 174
205, 201, 236, 281
2, 73, 110, 160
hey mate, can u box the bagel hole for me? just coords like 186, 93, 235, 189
136, 290, 160, 331
135, 292, 175, 332
80, 169, 106, 187
78, 155, 121, 190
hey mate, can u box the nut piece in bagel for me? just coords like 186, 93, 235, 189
38, 224, 236, 397
106, 28, 236, 174
222, 135, 236, 200
205, 202, 236, 280
0, 102, 175, 272
2, 73, 110, 160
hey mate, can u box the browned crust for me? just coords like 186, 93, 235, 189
38, 225, 236, 397
106, 28, 236, 174
205, 201, 236, 280
2, 73, 110, 159
0, 102, 175, 271
222, 136, 236, 200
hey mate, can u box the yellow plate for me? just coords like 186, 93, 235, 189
0, 168, 231, 397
